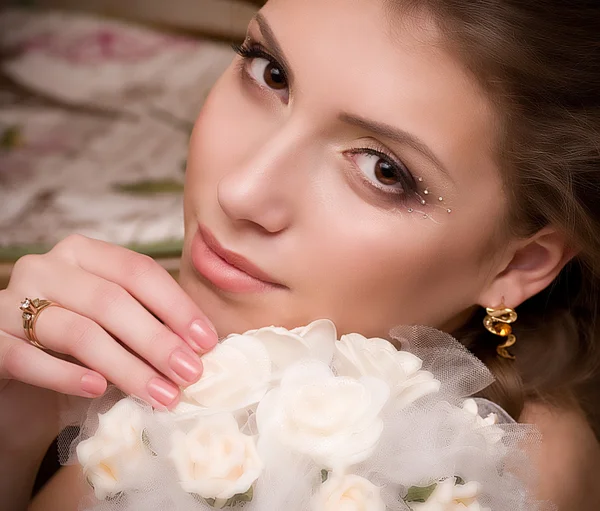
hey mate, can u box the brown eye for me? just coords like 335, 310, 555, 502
249, 57, 288, 92
264, 62, 287, 90
348, 150, 408, 195
374, 160, 400, 185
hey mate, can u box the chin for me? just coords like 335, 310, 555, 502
178, 258, 290, 337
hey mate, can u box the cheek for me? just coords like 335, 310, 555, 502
300, 206, 500, 334
185, 66, 273, 197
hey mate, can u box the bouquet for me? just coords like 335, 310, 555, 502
61, 321, 548, 510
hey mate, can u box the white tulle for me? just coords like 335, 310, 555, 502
58, 324, 554, 511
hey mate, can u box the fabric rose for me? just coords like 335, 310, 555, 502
169, 413, 263, 503
240, 319, 337, 376
76, 399, 148, 499
256, 360, 389, 471
176, 335, 272, 415
315, 474, 386, 511
462, 399, 505, 446
409, 478, 490, 511
334, 333, 441, 407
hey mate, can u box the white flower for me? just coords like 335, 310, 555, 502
76, 399, 147, 500
176, 335, 272, 415
169, 413, 263, 501
462, 399, 505, 446
256, 360, 389, 471
315, 474, 386, 511
176, 320, 337, 416
334, 333, 441, 407
244, 319, 337, 375
409, 478, 490, 511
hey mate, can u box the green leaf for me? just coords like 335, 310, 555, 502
112, 178, 184, 196
0, 125, 22, 150
203, 486, 254, 508
225, 486, 254, 506
141, 430, 157, 456
106, 491, 125, 502
405, 482, 438, 503
404, 477, 465, 504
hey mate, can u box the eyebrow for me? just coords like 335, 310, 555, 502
339, 113, 452, 178
252, 13, 451, 180
253, 13, 294, 84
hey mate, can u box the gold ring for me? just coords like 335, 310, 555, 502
20, 298, 59, 350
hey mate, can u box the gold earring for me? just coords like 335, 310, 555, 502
483, 303, 518, 360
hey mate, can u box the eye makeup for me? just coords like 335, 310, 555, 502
233, 28, 454, 221
406, 177, 452, 219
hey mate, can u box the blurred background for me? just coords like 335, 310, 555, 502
0, 0, 264, 493
0, 0, 264, 288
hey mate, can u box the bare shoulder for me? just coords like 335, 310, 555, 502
520, 401, 600, 510
29, 464, 91, 511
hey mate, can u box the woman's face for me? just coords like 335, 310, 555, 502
180, 0, 508, 338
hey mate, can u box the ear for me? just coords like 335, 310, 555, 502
478, 227, 577, 308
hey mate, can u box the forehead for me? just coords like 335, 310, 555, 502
259, 0, 499, 185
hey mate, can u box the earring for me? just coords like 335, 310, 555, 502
483, 303, 518, 360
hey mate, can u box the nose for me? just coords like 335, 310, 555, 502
217, 126, 307, 234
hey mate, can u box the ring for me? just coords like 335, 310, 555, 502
20, 298, 59, 350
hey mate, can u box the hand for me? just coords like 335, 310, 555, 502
0, 235, 218, 410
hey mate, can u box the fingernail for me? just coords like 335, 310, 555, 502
148, 378, 179, 407
170, 349, 203, 383
81, 373, 107, 397
189, 320, 218, 352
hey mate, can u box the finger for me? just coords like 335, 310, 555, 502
49, 266, 205, 388
40, 305, 201, 395
0, 335, 107, 398
0, 290, 198, 401
50, 235, 218, 352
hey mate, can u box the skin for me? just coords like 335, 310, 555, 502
179, 0, 573, 339
0, 0, 597, 509
180, 0, 506, 338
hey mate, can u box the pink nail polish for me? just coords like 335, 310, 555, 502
170, 349, 203, 383
189, 320, 218, 351
81, 373, 107, 397
148, 378, 179, 407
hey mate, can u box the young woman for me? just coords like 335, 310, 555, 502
1, 0, 599, 509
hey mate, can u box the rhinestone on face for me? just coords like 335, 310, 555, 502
418, 177, 424, 182
20, 299, 31, 310
438, 197, 443, 201
447, 209, 452, 213
421, 200, 426, 205
423, 189, 429, 195
408, 208, 414, 213
423, 214, 428, 219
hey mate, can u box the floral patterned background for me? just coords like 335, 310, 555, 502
0, 8, 234, 260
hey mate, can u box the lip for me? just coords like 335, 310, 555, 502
190, 225, 284, 293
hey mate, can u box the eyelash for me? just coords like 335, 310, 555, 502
232, 41, 419, 203
346, 145, 418, 199
232, 42, 289, 85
